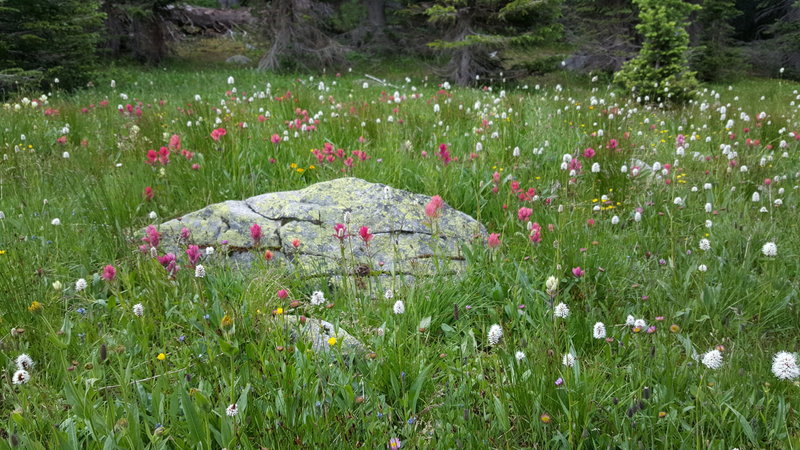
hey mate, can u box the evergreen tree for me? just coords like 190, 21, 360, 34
425, 0, 563, 86
760, 0, 800, 79
614, 0, 699, 104
691, 0, 743, 81
102, 0, 172, 64
564, 0, 638, 73
0, 0, 104, 92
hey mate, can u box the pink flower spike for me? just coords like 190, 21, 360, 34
572, 267, 585, 278
487, 233, 501, 249
358, 226, 374, 243
425, 196, 444, 219
250, 223, 262, 244
102, 265, 116, 281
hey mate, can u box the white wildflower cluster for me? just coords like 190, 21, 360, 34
311, 291, 325, 306
487, 324, 503, 346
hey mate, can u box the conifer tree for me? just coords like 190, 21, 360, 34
614, 0, 699, 104
0, 0, 104, 92
691, 0, 742, 81
425, 0, 563, 86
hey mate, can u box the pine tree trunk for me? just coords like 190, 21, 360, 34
366, 0, 385, 30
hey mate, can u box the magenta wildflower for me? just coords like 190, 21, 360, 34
250, 223, 262, 245
102, 265, 116, 281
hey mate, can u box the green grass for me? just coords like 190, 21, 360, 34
0, 66, 799, 448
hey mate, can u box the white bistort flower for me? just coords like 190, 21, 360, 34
133, 303, 144, 317
487, 324, 503, 346
593, 322, 606, 339
515, 351, 526, 362
310, 291, 325, 306
393, 300, 405, 315
553, 302, 570, 319
762, 242, 777, 257
562, 352, 576, 367
699, 239, 711, 251
15, 354, 34, 371
75, 278, 87, 292
12, 369, 30, 385
194, 264, 206, 278
771, 352, 799, 380
701, 349, 723, 370
226, 403, 238, 417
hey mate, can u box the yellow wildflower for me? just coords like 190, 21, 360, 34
327, 337, 337, 346
28, 301, 43, 312
157, 353, 166, 361
221, 314, 233, 328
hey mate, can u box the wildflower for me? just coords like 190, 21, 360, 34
133, 303, 144, 317
593, 322, 606, 339
487, 324, 503, 346
771, 352, 799, 380
425, 195, 444, 219
487, 233, 501, 249
562, 352, 576, 367
327, 337, 337, 346
331, 223, 348, 241
701, 349, 723, 370
277, 289, 288, 299
75, 278, 87, 291
673, 197, 684, 207
195, 265, 206, 278
384, 289, 393, 299
186, 245, 201, 266
554, 377, 564, 386
539, 413, 552, 424
12, 370, 30, 385
52, 281, 62, 291
515, 351, 526, 362
311, 291, 325, 306
545, 276, 558, 295
157, 253, 178, 276
393, 300, 405, 314
291, 238, 301, 248
205, 246, 215, 256
358, 226, 374, 243
27, 301, 42, 312
210, 128, 227, 141
15, 354, 34, 371
102, 265, 116, 281
698, 264, 708, 272
517, 207, 533, 222
250, 223, 262, 244
553, 302, 570, 319
571, 267, 585, 277
149, 211, 157, 220
51, 218, 61, 226
762, 242, 778, 257
157, 353, 166, 361
388, 437, 402, 449
698, 239, 711, 251
226, 403, 238, 417
752, 192, 760, 202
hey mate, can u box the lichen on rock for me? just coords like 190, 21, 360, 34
149, 177, 486, 278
